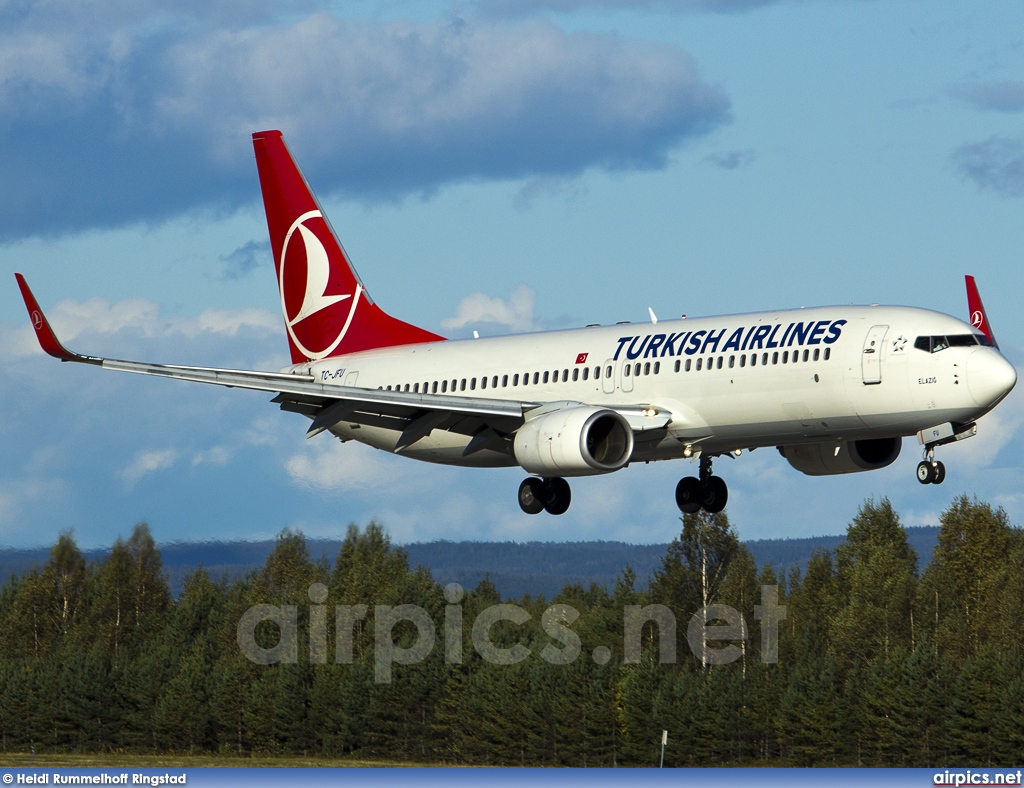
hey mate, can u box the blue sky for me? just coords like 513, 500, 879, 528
2, 0, 1023, 551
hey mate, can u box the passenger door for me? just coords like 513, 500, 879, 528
861, 325, 888, 385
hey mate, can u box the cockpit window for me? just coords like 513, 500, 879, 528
914, 334, 982, 353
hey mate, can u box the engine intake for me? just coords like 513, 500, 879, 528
780, 437, 901, 476
514, 407, 634, 476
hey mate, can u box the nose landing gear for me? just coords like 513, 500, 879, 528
675, 455, 728, 514
916, 421, 977, 485
917, 445, 946, 485
518, 476, 572, 515
917, 460, 945, 485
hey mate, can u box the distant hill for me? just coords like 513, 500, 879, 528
0, 527, 940, 600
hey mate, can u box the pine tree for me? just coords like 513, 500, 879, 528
831, 499, 918, 669
920, 496, 1013, 665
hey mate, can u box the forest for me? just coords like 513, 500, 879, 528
0, 494, 1021, 767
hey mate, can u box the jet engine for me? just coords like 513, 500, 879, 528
780, 437, 902, 476
514, 406, 634, 476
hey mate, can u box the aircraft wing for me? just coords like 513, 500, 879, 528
16, 275, 670, 451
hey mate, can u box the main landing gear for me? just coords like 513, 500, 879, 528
675, 455, 728, 514
518, 477, 571, 515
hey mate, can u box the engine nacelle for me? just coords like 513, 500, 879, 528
514, 406, 634, 476
780, 437, 902, 476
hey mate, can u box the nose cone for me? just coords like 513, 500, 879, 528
967, 349, 1017, 408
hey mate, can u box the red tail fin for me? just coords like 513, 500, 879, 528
965, 275, 998, 349
252, 130, 444, 363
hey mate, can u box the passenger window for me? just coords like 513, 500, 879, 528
624, 364, 631, 377
470, 378, 476, 390
824, 348, 831, 360
813, 348, 820, 361
750, 354, 756, 367
644, 362, 651, 376
573, 368, 580, 381
452, 379, 457, 391
685, 359, 692, 372
492, 376, 498, 388
502, 375, 508, 387
728, 356, 735, 369
739, 355, 746, 368
582, 368, 588, 381
772, 352, 778, 365
441, 380, 447, 393
674, 360, 681, 373
513, 374, 519, 386
762, 353, 768, 366
717, 357, 723, 370
533, 372, 539, 385
460, 379, 466, 391
605, 365, 612, 378
654, 361, 660, 374
480, 377, 486, 390
696, 358, 703, 371
405, 384, 410, 392
562, 369, 569, 382
594, 366, 600, 379
782, 351, 788, 363
634, 363, 641, 377
803, 349, 809, 362
543, 371, 549, 384
432, 381, 438, 393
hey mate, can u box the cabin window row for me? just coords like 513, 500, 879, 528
378, 347, 831, 393
382, 365, 606, 394
672, 346, 831, 372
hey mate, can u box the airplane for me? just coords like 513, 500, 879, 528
15, 130, 1018, 516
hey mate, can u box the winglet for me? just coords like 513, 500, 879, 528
965, 275, 998, 349
14, 274, 100, 364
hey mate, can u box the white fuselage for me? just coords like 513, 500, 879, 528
288, 305, 1015, 469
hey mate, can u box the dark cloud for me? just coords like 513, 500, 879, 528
218, 240, 272, 280
705, 148, 756, 170
0, 6, 730, 240
951, 81, 1024, 114
481, 0, 785, 14
952, 136, 1024, 198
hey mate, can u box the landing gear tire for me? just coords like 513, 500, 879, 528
675, 469, 729, 515
518, 477, 545, 514
675, 477, 703, 514
703, 476, 728, 514
542, 477, 571, 515
917, 460, 946, 485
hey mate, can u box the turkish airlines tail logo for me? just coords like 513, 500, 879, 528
280, 210, 361, 360
965, 275, 998, 349
254, 130, 444, 364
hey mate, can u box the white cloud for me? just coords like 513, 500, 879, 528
119, 448, 179, 485
441, 286, 536, 332
3, 296, 279, 360
285, 438, 418, 492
